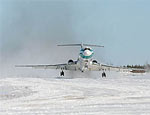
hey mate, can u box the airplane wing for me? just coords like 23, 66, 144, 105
15, 63, 79, 71
89, 63, 120, 71
101, 64, 120, 71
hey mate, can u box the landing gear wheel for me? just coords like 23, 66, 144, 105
102, 72, 106, 77
60, 71, 64, 76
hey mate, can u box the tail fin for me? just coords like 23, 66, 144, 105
57, 43, 104, 48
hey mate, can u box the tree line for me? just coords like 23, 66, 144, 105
123, 64, 150, 69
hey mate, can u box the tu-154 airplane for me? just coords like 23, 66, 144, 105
16, 43, 146, 77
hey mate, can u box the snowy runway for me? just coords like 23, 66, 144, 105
0, 72, 150, 115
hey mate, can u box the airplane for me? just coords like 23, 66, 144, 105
15, 43, 146, 77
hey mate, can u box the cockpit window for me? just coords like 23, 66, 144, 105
80, 48, 92, 52
84, 48, 91, 50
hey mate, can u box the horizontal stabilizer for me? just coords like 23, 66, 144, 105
58, 44, 104, 48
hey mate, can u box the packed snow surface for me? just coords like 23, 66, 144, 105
0, 72, 150, 115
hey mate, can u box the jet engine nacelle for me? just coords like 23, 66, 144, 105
68, 59, 74, 64
92, 60, 98, 64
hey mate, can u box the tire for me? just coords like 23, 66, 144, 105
60, 71, 64, 76
102, 72, 106, 77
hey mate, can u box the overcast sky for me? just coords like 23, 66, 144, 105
1, 0, 150, 66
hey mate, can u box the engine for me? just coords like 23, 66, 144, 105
68, 59, 74, 64
92, 60, 98, 64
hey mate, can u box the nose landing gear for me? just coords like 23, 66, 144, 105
60, 71, 64, 76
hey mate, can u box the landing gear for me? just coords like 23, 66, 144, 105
60, 71, 64, 76
102, 72, 106, 77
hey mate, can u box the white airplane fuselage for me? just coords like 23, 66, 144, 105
77, 47, 94, 72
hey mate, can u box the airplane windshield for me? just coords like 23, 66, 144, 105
84, 48, 91, 51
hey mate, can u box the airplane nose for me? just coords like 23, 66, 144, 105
83, 50, 92, 56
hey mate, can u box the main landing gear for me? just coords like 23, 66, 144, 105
60, 71, 64, 76
102, 72, 106, 77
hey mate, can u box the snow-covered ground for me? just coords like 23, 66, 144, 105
0, 72, 150, 115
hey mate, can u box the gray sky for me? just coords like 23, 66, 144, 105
1, 0, 150, 66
